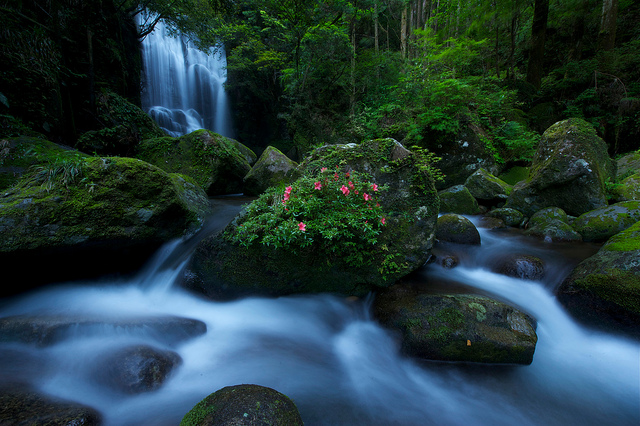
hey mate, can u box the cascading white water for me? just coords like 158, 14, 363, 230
0, 203, 638, 425
139, 15, 234, 138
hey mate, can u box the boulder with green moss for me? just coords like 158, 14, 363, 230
572, 201, 640, 242
557, 221, 640, 337
0, 156, 210, 287
438, 185, 480, 215
184, 139, 439, 299
485, 207, 524, 227
373, 287, 537, 364
464, 168, 512, 205
137, 130, 253, 195
506, 119, 614, 217
524, 207, 582, 242
243, 146, 301, 196
75, 90, 166, 156
180, 384, 304, 426
616, 151, 640, 179
611, 173, 640, 202
436, 213, 481, 245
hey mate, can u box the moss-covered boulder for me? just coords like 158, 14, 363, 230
0, 156, 210, 288
524, 207, 582, 242
428, 120, 500, 190
572, 201, 640, 242
464, 168, 512, 205
374, 288, 537, 364
557, 221, 640, 337
137, 129, 253, 195
616, 150, 640, 179
180, 384, 304, 426
75, 90, 166, 156
0, 385, 101, 425
438, 185, 480, 215
242, 146, 301, 196
506, 119, 614, 217
0, 136, 82, 191
95, 345, 181, 394
436, 214, 481, 245
184, 139, 439, 299
485, 207, 525, 227
611, 173, 640, 202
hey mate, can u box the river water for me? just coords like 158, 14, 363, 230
0, 199, 638, 425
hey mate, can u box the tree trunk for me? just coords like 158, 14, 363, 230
401, 6, 408, 59
526, 0, 549, 90
598, 0, 618, 51
374, 0, 379, 54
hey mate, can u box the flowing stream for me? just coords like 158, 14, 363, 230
139, 15, 234, 138
0, 199, 638, 425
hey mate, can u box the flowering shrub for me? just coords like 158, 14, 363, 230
229, 168, 389, 267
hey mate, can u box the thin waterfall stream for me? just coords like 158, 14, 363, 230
0, 199, 638, 425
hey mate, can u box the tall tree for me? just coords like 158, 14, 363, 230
526, 0, 549, 89
598, 0, 618, 51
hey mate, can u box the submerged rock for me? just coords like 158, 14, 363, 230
436, 214, 481, 245
180, 384, 304, 426
0, 385, 101, 425
185, 139, 439, 299
0, 156, 210, 287
0, 315, 206, 347
374, 287, 537, 364
438, 185, 480, 215
506, 118, 614, 217
242, 145, 301, 196
572, 201, 640, 242
137, 129, 254, 195
493, 254, 545, 280
557, 221, 640, 337
95, 345, 182, 394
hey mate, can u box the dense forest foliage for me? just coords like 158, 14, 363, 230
1, 0, 639, 166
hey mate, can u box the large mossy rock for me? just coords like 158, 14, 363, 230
438, 185, 480, 215
485, 207, 524, 227
436, 213, 481, 245
427, 120, 500, 190
0, 156, 210, 288
242, 146, 301, 196
557, 221, 640, 337
374, 287, 538, 364
180, 384, 304, 426
137, 129, 254, 195
524, 207, 582, 242
75, 90, 166, 156
0, 386, 101, 425
464, 168, 512, 205
572, 201, 640, 242
184, 139, 439, 299
616, 150, 640, 179
506, 119, 614, 217
611, 173, 640, 202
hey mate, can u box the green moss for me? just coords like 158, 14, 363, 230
574, 269, 640, 314
498, 166, 529, 185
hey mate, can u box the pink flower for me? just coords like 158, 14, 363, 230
345, 172, 350, 178
285, 186, 292, 195
334, 173, 339, 181
348, 181, 355, 190
298, 222, 306, 231
314, 181, 322, 190
340, 185, 350, 196
381, 217, 386, 225
363, 193, 371, 201
371, 183, 379, 191
321, 167, 328, 173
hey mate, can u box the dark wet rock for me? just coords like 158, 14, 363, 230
478, 216, 506, 229
557, 221, 640, 338
0, 385, 101, 425
438, 185, 480, 215
242, 146, 301, 196
95, 345, 181, 394
506, 118, 614, 217
494, 254, 545, 280
185, 139, 439, 299
572, 201, 640, 242
436, 254, 460, 269
180, 384, 304, 426
464, 168, 512, 205
0, 315, 206, 347
374, 286, 537, 364
485, 207, 525, 227
436, 214, 481, 245
524, 207, 582, 242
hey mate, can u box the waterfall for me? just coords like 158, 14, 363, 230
138, 16, 234, 138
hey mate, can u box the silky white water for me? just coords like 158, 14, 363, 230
0, 205, 638, 425
139, 15, 234, 138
